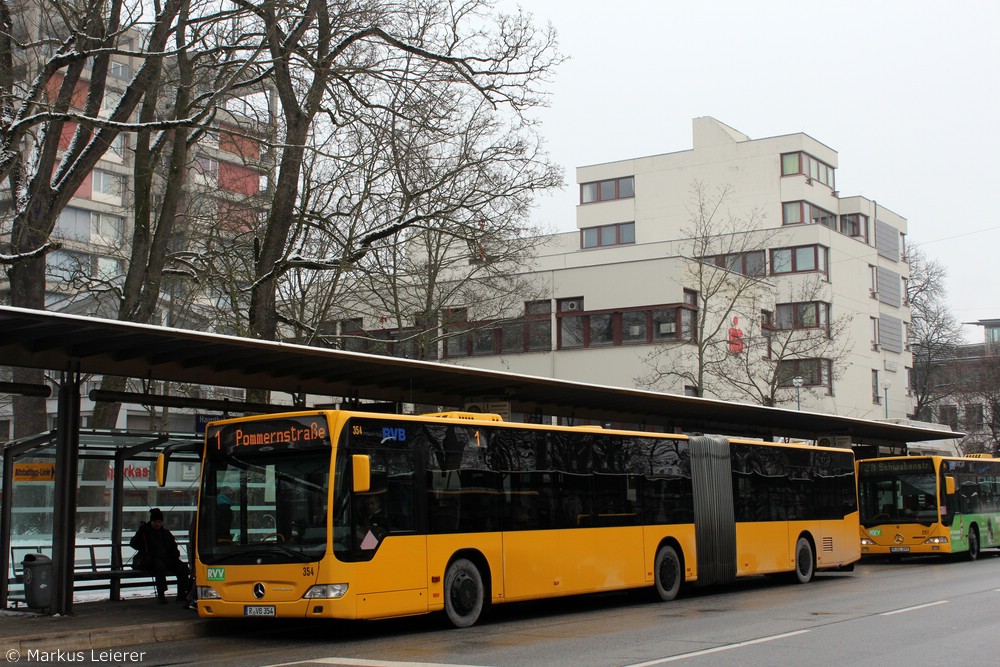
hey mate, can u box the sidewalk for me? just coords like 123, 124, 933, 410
0, 595, 218, 654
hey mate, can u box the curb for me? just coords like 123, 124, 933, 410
5, 619, 210, 654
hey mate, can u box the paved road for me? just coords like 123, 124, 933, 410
44, 553, 1000, 666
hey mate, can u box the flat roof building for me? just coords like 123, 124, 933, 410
411, 118, 914, 421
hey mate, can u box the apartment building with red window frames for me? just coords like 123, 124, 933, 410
341, 117, 915, 423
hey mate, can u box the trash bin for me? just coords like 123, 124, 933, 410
22, 553, 52, 610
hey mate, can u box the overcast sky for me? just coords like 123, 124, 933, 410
506, 0, 1000, 342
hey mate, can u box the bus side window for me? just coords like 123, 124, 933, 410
386, 451, 415, 532
960, 481, 979, 513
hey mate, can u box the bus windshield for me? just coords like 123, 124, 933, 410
858, 459, 938, 527
199, 417, 331, 565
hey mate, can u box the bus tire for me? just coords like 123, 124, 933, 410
793, 536, 815, 584
444, 558, 485, 628
966, 526, 980, 562
653, 545, 682, 602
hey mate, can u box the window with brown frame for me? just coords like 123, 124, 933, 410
839, 213, 869, 242
580, 176, 635, 204
702, 251, 766, 277
782, 201, 837, 229
441, 302, 552, 358
581, 221, 635, 248
443, 308, 469, 358
777, 359, 831, 388
780, 151, 835, 188
770, 245, 828, 275
774, 302, 829, 331
356, 301, 701, 358
338, 318, 366, 352
554, 304, 696, 350
525, 300, 552, 351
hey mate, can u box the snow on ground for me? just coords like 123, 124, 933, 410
8, 536, 185, 603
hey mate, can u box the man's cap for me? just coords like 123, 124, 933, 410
149, 508, 164, 521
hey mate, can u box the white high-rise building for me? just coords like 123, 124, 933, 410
426, 117, 913, 420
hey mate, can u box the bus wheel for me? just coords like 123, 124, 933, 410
793, 536, 815, 584
654, 545, 682, 601
444, 558, 485, 628
966, 527, 980, 562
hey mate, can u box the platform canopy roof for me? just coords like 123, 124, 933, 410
0, 306, 957, 448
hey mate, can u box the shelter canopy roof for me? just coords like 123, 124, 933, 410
0, 306, 956, 448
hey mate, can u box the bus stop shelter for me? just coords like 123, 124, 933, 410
1, 429, 202, 609
0, 306, 958, 614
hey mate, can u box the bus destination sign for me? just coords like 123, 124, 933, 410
208, 415, 331, 453
859, 459, 935, 477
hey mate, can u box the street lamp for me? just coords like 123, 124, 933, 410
881, 380, 891, 419
792, 376, 804, 411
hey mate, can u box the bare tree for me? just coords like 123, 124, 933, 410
0, 0, 267, 526
89, 1, 271, 427
963, 354, 1000, 455
1, 0, 190, 434
702, 276, 854, 407
638, 181, 776, 398
0, 0, 198, 307
3, 0, 563, 429
343, 219, 547, 359
907, 245, 965, 419
927, 334, 1000, 456
238, 0, 563, 349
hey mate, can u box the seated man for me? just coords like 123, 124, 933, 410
130, 508, 190, 604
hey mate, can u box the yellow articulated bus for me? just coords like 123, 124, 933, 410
165, 409, 859, 627
857, 454, 1000, 560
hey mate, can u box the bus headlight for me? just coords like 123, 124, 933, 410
923, 536, 949, 544
198, 586, 221, 599
860, 537, 875, 546
304, 584, 349, 599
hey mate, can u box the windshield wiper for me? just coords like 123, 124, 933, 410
263, 542, 316, 562
202, 551, 259, 565
202, 545, 315, 565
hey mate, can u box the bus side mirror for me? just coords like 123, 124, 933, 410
945, 476, 956, 495
352, 455, 371, 493
156, 452, 168, 487
155, 442, 200, 488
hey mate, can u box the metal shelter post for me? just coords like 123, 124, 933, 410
110, 449, 126, 601
51, 371, 81, 615
0, 440, 12, 608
